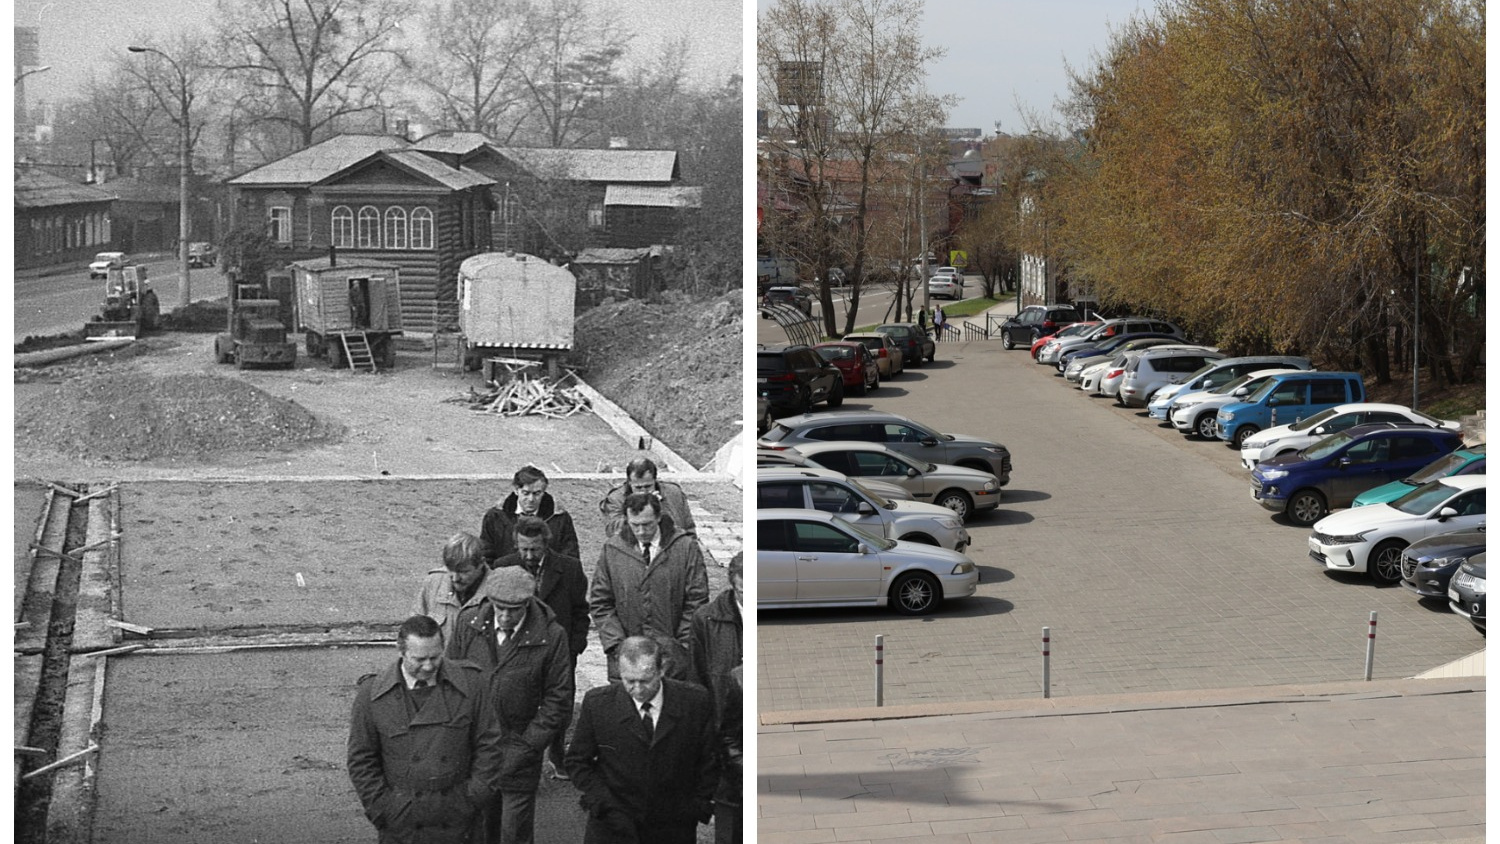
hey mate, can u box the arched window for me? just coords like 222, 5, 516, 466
331, 206, 354, 248
384, 207, 408, 249
357, 206, 380, 249
411, 207, 434, 250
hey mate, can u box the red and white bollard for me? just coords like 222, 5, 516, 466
1042, 626, 1051, 699
875, 634, 884, 706
1364, 612, 1377, 681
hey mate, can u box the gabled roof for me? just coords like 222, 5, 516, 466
604, 185, 702, 209
494, 148, 678, 184
573, 247, 652, 264
227, 134, 411, 187
313, 149, 495, 191
411, 131, 492, 157
96, 176, 179, 204
14, 168, 115, 209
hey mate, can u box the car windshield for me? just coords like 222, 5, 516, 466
1245, 377, 1288, 403
1054, 323, 1095, 339
756, 355, 790, 374
816, 346, 855, 361
832, 514, 897, 550
1301, 430, 1360, 460
878, 326, 911, 339
1405, 451, 1475, 485
1390, 480, 1461, 515
1288, 407, 1341, 432
844, 476, 892, 508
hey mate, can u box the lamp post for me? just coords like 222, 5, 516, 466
127, 45, 192, 307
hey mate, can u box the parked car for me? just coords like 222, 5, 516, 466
1117, 347, 1225, 407
754, 449, 914, 500
1353, 443, 1486, 507
760, 286, 813, 318
842, 332, 905, 378
1250, 424, 1464, 525
757, 509, 978, 615
1169, 369, 1308, 439
1030, 320, 1099, 359
1036, 317, 1184, 365
875, 323, 934, 367
1078, 354, 1128, 395
1215, 371, 1367, 448
1148, 355, 1316, 420
89, 251, 129, 279
786, 441, 1001, 520
999, 305, 1083, 350
813, 341, 880, 396
757, 344, 844, 415
927, 275, 965, 300
1448, 552, 1486, 633
755, 466, 971, 550
1058, 334, 1187, 378
1239, 403, 1461, 470
759, 409, 1012, 485
1398, 527, 1487, 602
1307, 475, 1487, 584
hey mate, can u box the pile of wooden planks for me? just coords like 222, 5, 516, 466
446, 375, 593, 419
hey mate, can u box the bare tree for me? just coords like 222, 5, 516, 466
516, 0, 633, 148
214, 0, 413, 151
415, 0, 537, 143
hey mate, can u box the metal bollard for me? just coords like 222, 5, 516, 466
1364, 612, 1377, 680
1042, 626, 1051, 699
875, 634, 884, 706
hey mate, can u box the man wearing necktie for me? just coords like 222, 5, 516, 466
598, 458, 697, 537
588, 492, 709, 682
447, 568, 573, 844
348, 615, 500, 843
565, 636, 718, 844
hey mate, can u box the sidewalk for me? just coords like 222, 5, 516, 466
759, 676, 1485, 844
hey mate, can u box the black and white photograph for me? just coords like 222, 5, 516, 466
11, 0, 745, 840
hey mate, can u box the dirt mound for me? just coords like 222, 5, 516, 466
14, 372, 340, 462
574, 292, 741, 467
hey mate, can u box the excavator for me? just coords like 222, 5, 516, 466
85, 264, 160, 339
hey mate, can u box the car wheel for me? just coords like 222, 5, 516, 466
1001, 329, 1015, 350
1231, 424, 1260, 449
1368, 539, 1408, 585
890, 572, 940, 616
825, 379, 844, 408
934, 489, 973, 521
1287, 489, 1327, 526
1194, 413, 1217, 440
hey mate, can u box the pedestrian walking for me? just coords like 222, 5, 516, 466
411, 533, 491, 662
600, 457, 696, 536
481, 466, 581, 563
933, 304, 945, 342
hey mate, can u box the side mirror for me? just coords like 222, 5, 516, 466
1437, 506, 1458, 521
1234, 387, 1249, 396
857, 501, 875, 515
1313, 426, 1326, 435
906, 467, 919, 478
1267, 398, 1279, 407
857, 544, 873, 555
1337, 457, 1351, 468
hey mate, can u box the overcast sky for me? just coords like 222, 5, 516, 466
756, 0, 1153, 135
11, 0, 744, 108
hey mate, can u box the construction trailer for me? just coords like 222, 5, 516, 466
290, 256, 404, 372
457, 252, 576, 378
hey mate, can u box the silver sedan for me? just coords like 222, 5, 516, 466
785, 440, 1001, 521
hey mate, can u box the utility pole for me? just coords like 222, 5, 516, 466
128, 45, 192, 307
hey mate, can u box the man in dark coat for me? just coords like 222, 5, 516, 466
599, 457, 696, 537
348, 614, 500, 844
481, 466, 581, 562
589, 492, 708, 682
447, 568, 574, 844
689, 553, 743, 844
491, 515, 589, 781
565, 636, 719, 844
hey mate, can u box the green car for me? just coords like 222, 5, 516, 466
1352, 443, 1486, 507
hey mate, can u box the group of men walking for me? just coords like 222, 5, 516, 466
348, 459, 743, 844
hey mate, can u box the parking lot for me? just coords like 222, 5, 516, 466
756, 305, 1484, 715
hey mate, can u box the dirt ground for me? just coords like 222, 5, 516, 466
13, 302, 744, 843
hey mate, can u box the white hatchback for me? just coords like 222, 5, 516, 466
1239, 403, 1460, 469
1307, 475, 1487, 584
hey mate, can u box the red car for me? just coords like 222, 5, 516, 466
813, 341, 880, 396
1029, 321, 1101, 359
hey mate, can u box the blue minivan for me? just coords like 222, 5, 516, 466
1215, 371, 1365, 448
1251, 424, 1463, 525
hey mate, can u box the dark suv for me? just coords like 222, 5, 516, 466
757, 344, 844, 415
998, 305, 1082, 350
760, 286, 813, 319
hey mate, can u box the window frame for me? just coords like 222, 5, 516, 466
331, 206, 354, 248
268, 206, 293, 244
384, 207, 408, 250
410, 206, 434, 250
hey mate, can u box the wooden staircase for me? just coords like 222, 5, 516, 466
338, 332, 378, 372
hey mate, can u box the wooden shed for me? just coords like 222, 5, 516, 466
289, 256, 404, 370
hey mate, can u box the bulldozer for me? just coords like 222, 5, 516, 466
85, 265, 160, 340
214, 274, 297, 370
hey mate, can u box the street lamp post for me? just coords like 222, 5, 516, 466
127, 45, 192, 307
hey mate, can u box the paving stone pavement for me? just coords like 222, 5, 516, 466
757, 677, 1485, 844
757, 303, 1486, 713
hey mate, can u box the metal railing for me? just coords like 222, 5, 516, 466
962, 322, 987, 342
